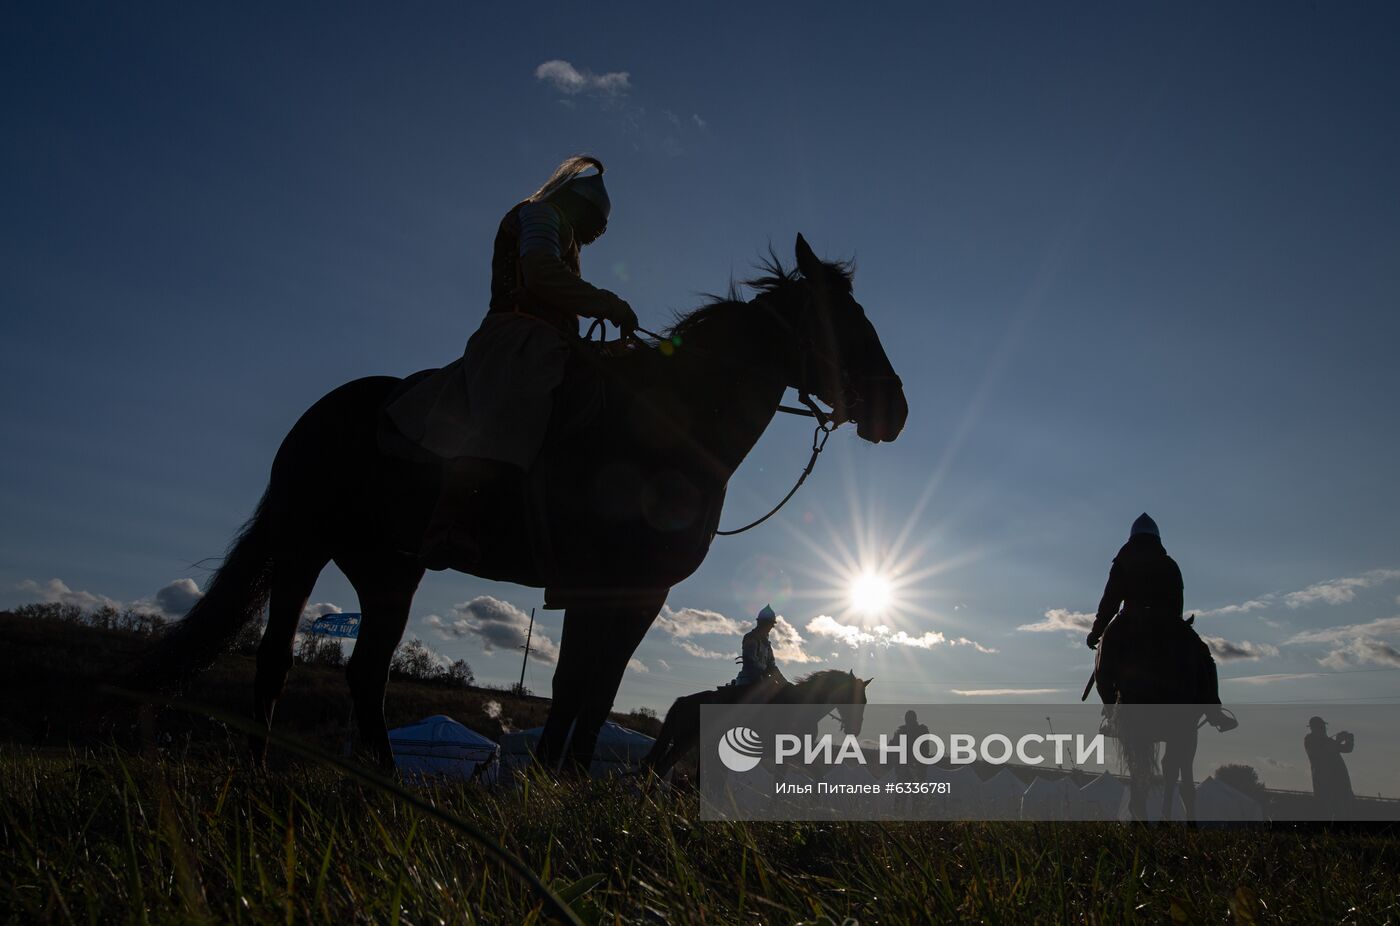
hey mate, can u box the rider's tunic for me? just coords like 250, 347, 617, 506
732, 628, 778, 686
386, 201, 625, 467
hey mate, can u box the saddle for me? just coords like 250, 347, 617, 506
1096, 611, 1212, 704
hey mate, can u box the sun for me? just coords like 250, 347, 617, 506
849, 571, 894, 615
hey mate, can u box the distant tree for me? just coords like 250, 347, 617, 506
1215, 763, 1267, 800
508, 682, 532, 698
391, 637, 442, 681
442, 658, 475, 688
296, 620, 345, 666
14, 602, 85, 624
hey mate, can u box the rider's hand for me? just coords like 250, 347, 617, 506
1086, 631, 1100, 651
603, 295, 639, 337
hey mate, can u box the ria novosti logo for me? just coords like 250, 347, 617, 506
717, 726, 764, 772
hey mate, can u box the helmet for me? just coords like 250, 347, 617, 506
1130, 512, 1160, 539
756, 604, 777, 625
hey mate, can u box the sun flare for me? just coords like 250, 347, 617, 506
849, 571, 894, 615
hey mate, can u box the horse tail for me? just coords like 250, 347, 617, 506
131, 492, 274, 692
1111, 704, 1161, 783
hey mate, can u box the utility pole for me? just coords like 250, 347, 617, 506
517, 607, 535, 691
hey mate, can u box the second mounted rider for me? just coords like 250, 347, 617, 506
729, 605, 791, 699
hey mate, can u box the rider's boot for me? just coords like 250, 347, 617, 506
418, 457, 518, 570
1200, 658, 1238, 732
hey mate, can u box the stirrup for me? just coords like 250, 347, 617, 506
1206, 707, 1238, 733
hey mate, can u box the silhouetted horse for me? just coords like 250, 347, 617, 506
642, 669, 872, 778
138, 235, 906, 771
1096, 615, 1215, 821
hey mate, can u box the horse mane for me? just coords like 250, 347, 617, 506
792, 668, 858, 688
663, 249, 854, 341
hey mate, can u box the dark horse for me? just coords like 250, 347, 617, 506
642, 670, 872, 778
1096, 614, 1216, 821
139, 235, 907, 771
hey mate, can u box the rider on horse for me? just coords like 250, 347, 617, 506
386, 156, 639, 567
728, 605, 791, 698
1086, 513, 1236, 731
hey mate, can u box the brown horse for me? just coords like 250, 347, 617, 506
138, 235, 907, 771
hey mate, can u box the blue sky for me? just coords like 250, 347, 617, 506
3, 4, 1399, 712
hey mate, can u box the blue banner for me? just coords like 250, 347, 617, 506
308, 612, 361, 639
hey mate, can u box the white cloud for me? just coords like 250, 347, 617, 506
424, 596, 559, 664
807, 614, 995, 654
152, 578, 202, 617
302, 602, 343, 620
678, 640, 729, 660
1284, 615, 1400, 646
951, 688, 1061, 697
1318, 638, 1400, 670
692, 113, 708, 130
627, 658, 649, 674
1018, 608, 1094, 634
771, 616, 821, 664
1225, 672, 1330, 686
655, 605, 744, 638
1194, 598, 1271, 618
657, 658, 671, 672
1200, 635, 1280, 661
535, 60, 630, 96
1284, 569, 1400, 608
16, 578, 120, 611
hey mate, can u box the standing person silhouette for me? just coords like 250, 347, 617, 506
893, 710, 931, 781
1305, 716, 1355, 818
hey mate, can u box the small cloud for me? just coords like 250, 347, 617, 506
807, 614, 995, 653
655, 605, 744, 638
814, 616, 994, 654
1283, 569, 1400, 608
1201, 635, 1280, 662
302, 602, 343, 620
16, 578, 120, 611
677, 640, 729, 660
1285, 615, 1400, 645
1017, 609, 1094, 634
771, 616, 822, 664
424, 596, 559, 664
692, 113, 708, 130
657, 658, 671, 671
535, 59, 630, 97
1225, 671, 1329, 685
627, 658, 649, 674
951, 688, 1061, 697
1318, 638, 1400, 670
152, 578, 202, 617
1194, 598, 1272, 618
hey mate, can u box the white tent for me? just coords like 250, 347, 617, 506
966, 769, 1025, 819
1071, 772, 1127, 820
388, 715, 499, 784
499, 721, 656, 778
1115, 784, 1188, 822
1020, 775, 1078, 820
1196, 776, 1266, 823
943, 764, 986, 816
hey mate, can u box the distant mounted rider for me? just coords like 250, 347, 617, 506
387, 156, 639, 567
729, 605, 790, 697
1087, 513, 1236, 731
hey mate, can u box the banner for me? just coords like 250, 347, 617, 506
698, 703, 1400, 822
308, 612, 362, 639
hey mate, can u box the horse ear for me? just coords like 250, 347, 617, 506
863, 677, 875, 686
795, 233, 822, 282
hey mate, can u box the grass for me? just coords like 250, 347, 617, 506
3, 747, 1398, 925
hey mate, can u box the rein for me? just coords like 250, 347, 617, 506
593, 316, 840, 536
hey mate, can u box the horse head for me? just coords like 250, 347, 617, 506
790, 234, 908, 444
833, 670, 874, 737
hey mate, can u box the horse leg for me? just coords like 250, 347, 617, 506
645, 694, 703, 778
535, 606, 599, 772
562, 601, 662, 776
251, 555, 326, 765
1160, 739, 1179, 822
340, 553, 425, 770
642, 696, 684, 772
1178, 725, 1200, 824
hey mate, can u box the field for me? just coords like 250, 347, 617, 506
4, 745, 1399, 925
